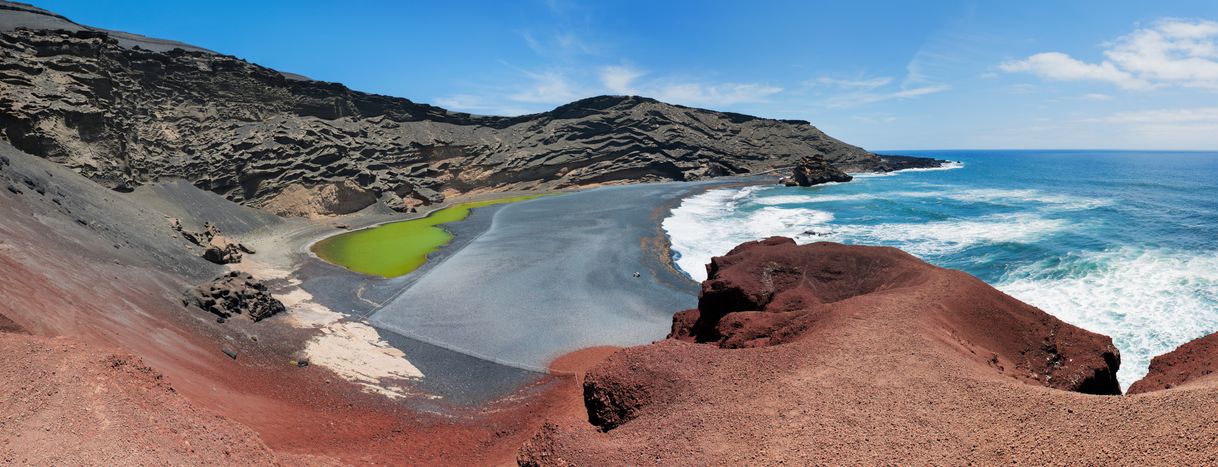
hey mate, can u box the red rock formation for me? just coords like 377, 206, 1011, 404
676, 237, 1119, 392
517, 239, 1218, 465
584, 237, 1122, 431
1128, 332, 1218, 394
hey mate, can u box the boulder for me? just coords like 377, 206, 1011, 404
183, 271, 285, 322
778, 155, 853, 187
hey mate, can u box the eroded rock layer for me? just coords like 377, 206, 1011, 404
0, 4, 905, 215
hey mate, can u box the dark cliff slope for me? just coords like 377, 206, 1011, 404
0, 1, 898, 214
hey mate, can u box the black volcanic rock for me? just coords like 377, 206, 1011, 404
0, 5, 893, 215
183, 271, 285, 322
779, 155, 853, 186
876, 154, 954, 171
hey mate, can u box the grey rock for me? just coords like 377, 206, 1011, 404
0, 16, 893, 216
184, 271, 285, 322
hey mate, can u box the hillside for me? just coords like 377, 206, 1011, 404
0, 0, 905, 216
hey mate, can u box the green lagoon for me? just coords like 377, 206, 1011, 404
312, 195, 543, 278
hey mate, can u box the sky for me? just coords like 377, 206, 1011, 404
35, 0, 1218, 150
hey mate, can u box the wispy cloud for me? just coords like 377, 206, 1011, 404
508, 69, 583, 104
1099, 106, 1218, 124
598, 65, 783, 106
825, 84, 951, 108
999, 52, 1149, 89
810, 76, 894, 89
434, 64, 782, 115
600, 65, 645, 94
1088, 107, 1218, 148
651, 82, 784, 106
1082, 93, 1114, 101
1000, 19, 1218, 90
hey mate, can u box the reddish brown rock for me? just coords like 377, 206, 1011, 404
671, 237, 1120, 394
1128, 332, 1218, 394
519, 239, 1217, 465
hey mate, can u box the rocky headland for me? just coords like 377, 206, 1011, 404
3, 2, 1215, 466
521, 238, 1218, 465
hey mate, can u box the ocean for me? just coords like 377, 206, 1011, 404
663, 150, 1218, 389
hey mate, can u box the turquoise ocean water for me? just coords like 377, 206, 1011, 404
663, 150, 1218, 389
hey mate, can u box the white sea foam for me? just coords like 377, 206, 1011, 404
894, 160, 965, 172
849, 160, 965, 177
887, 188, 1112, 211
827, 213, 1069, 256
998, 248, 1218, 389
752, 193, 876, 205
663, 188, 834, 282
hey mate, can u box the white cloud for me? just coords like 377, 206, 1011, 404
597, 65, 782, 106
998, 52, 1148, 89
1081, 107, 1218, 148
509, 69, 583, 104
1100, 107, 1218, 124
600, 65, 645, 94
1082, 93, 1114, 101
826, 84, 951, 108
1000, 19, 1218, 90
812, 76, 894, 89
650, 82, 783, 106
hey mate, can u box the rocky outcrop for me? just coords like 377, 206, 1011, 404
183, 271, 285, 322
258, 179, 378, 217
1128, 332, 1218, 394
578, 238, 1121, 434
778, 155, 853, 186
876, 154, 954, 171
0, 9, 889, 215
170, 219, 250, 264
514, 240, 1207, 464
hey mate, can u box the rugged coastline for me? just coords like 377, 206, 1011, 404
521, 238, 1218, 465
2, 1, 1215, 466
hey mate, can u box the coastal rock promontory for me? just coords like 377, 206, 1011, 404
1128, 332, 1218, 394
519, 238, 1179, 465
779, 155, 854, 186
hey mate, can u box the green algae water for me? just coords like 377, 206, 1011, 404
312, 195, 543, 278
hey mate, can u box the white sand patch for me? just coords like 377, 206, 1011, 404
305, 321, 425, 399
227, 258, 293, 281
276, 287, 343, 328
230, 260, 427, 399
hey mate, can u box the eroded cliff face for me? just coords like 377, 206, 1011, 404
0, 3, 885, 215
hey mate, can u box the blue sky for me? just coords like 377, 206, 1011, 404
37, 0, 1218, 150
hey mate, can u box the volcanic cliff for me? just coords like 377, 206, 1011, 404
0, 1, 923, 217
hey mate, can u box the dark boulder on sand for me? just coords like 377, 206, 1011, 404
778, 155, 853, 186
183, 271, 285, 322
1128, 332, 1218, 394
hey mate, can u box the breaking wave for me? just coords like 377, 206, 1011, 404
998, 248, 1218, 389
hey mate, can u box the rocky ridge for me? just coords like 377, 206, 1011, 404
0, 3, 934, 216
